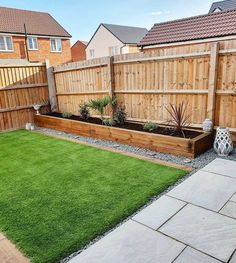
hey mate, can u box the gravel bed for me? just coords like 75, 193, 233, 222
34, 127, 236, 263
36, 127, 236, 170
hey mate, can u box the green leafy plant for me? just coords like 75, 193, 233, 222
165, 101, 191, 137
62, 112, 73, 119
102, 118, 116, 126
88, 96, 110, 119
88, 96, 118, 119
114, 105, 127, 125
143, 122, 158, 132
79, 103, 90, 120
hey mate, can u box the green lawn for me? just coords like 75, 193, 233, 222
0, 130, 186, 263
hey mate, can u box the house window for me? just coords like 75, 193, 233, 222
0, 36, 13, 51
50, 38, 62, 52
28, 37, 38, 50
109, 46, 118, 56
90, 49, 95, 58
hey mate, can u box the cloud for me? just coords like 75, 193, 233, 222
151, 11, 162, 16
151, 10, 171, 16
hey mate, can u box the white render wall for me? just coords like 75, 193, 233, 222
86, 25, 138, 59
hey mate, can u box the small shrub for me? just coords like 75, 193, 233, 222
79, 103, 90, 120
62, 112, 73, 119
102, 118, 116, 126
143, 122, 158, 132
114, 105, 127, 125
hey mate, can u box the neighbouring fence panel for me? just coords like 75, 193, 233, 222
53, 40, 236, 143
0, 64, 49, 130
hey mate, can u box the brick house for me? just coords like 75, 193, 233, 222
0, 6, 72, 65
71, 40, 87, 61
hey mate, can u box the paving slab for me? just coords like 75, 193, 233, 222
167, 170, 236, 211
69, 220, 185, 263
173, 247, 221, 263
159, 204, 236, 262
202, 158, 236, 179
231, 193, 236, 202
132, 195, 186, 230
220, 201, 236, 219
230, 251, 236, 263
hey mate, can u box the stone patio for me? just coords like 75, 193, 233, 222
69, 158, 236, 263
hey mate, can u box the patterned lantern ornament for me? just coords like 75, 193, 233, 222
214, 127, 234, 156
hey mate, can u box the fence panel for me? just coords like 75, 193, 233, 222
52, 42, 236, 144
0, 64, 49, 130
54, 57, 111, 115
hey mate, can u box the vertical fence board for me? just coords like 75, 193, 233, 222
49, 41, 236, 145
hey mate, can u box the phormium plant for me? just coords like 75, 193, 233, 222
165, 101, 191, 137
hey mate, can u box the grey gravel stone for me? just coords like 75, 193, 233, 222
36, 126, 236, 171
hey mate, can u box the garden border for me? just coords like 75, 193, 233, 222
34, 114, 213, 158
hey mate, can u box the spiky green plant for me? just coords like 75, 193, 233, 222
165, 101, 191, 137
88, 96, 118, 119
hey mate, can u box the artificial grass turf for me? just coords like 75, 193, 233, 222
0, 130, 187, 263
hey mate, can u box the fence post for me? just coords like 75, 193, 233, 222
107, 56, 115, 116
207, 42, 219, 124
45, 59, 58, 112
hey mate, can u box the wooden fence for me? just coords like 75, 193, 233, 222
53, 42, 236, 144
0, 63, 49, 130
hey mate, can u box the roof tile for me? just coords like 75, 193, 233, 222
0, 6, 71, 38
139, 9, 236, 46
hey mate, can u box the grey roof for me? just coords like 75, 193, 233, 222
102, 23, 148, 44
209, 0, 236, 13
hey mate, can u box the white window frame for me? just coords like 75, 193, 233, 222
89, 49, 95, 58
27, 37, 38, 50
50, 38, 62, 53
109, 46, 118, 56
0, 35, 13, 52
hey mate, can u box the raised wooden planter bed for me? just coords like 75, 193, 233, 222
34, 115, 213, 158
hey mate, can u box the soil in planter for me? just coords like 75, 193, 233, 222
46, 112, 201, 139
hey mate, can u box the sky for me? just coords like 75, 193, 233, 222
0, 0, 216, 44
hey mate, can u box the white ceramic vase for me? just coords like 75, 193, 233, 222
202, 119, 213, 132
214, 127, 234, 156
